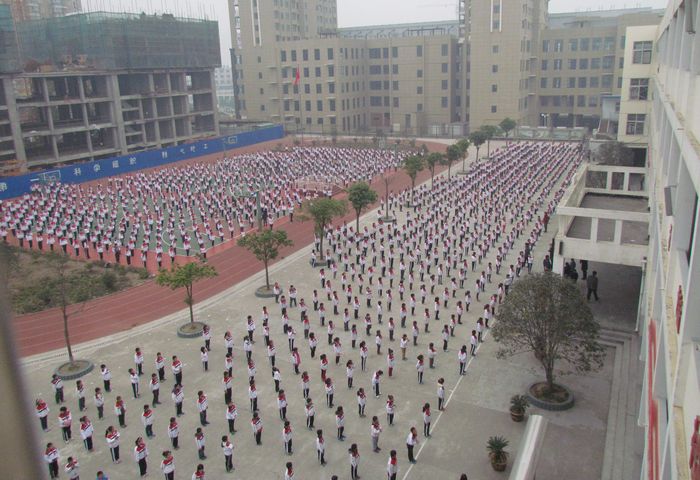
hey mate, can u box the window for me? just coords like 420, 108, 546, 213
554, 39, 563, 52
283, 84, 289, 95
604, 37, 615, 51
491, 105, 497, 113
303, 49, 308, 61
316, 84, 322, 94
554, 59, 562, 70
588, 96, 598, 107
392, 47, 398, 58
328, 83, 335, 94
590, 76, 599, 88
281, 50, 287, 62
569, 39, 578, 51
370, 96, 382, 106
602, 56, 614, 69
369, 48, 381, 59
626, 113, 646, 135
491, 84, 498, 92
327, 48, 334, 60
492, 64, 498, 73
369, 65, 381, 75
577, 95, 586, 107
417, 103, 423, 112
329, 99, 336, 111
542, 40, 549, 52
569, 59, 577, 70
260, 104, 266, 111
601, 74, 613, 89
303, 67, 309, 78
317, 118, 323, 125
369, 81, 382, 90
541, 59, 548, 70
591, 58, 601, 69
620, 36, 626, 49
383, 65, 390, 74
441, 44, 448, 56
416, 45, 423, 57
492, 45, 499, 53
291, 50, 297, 62
619, 57, 624, 69
553, 96, 561, 107
393, 97, 399, 108
568, 77, 576, 88
592, 38, 602, 51
391, 81, 398, 91
578, 77, 587, 88
618, 77, 623, 89
492, 19, 500, 30
553, 77, 561, 88
314, 49, 321, 60
417, 86, 423, 94
304, 84, 311, 94
315, 67, 321, 77
327, 65, 334, 77
441, 97, 448, 108
580, 38, 590, 51
579, 58, 588, 70
417, 69, 423, 78
392, 65, 398, 74
442, 80, 449, 90
540, 77, 548, 88
633, 41, 653, 64
540, 96, 549, 106
441, 63, 448, 73
317, 100, 323, 111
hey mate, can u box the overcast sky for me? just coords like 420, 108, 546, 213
84, 0, 669, 65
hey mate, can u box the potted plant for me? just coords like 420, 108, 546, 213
510, 395, 529, 422
487, 436, 509, 472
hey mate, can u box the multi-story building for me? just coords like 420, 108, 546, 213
215, 65, 235, 115
537, 9, 662, 131
1, 0, 81, 22
231, 0, 663, 135
0, 11, 220, 172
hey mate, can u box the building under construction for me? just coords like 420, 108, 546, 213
0, 9, 221, 173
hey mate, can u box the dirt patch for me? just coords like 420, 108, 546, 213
530, 382, 571, 403
2, 244, 150, 314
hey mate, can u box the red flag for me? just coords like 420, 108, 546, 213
293, 67, 300, 86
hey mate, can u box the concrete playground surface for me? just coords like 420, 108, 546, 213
22, 154, 626, 480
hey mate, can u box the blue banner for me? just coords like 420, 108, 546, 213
0, 125, 284, 200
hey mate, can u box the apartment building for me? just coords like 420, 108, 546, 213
231, 0, 662, 135
0, 0, 81, 22
0, 11, 220, 172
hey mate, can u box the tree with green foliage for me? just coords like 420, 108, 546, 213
455, 138, 471, 172
469, 130, 487, 161
596, 141, 635, 166
156, 261, 218, 324
492, 272, 605, 395
298, 198, 347, 259
0, 242, 19, 287
238, 230, 293, 290
479, 125, 501, 157
499, 118, 517, 140
445, 145, 461, 178
347, 182, 379, 231
403, 154, 425, 204
425, 152, 443, 187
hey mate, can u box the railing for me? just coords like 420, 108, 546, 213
508, 415, 549, 480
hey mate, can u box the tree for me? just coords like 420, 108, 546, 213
0, 242, 19, 287
298, 198, 347, 259
479, 125, 501, 157
596, 141, 635, 166
492, 273, 605, 394
455, 138, 471, 172
499, 118, 517, 140
238, 230, 293, 290
156, 261, 218, 324
347, 182, 379, 231
445, 145, 461, 178
469, 130, 487, 161
425, 152, 443, 187
403, 154, 424, 205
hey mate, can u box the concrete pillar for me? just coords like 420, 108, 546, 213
590, 217, 599, 242
624, 172, 631, 191
605, 171, 613, 190
3, 77, 28, 170
108, 74, 128, 155
613, 219, 623, 245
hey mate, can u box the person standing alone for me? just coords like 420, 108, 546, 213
587, 271, 599, 301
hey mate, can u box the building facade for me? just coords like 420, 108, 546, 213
0, 11, 221, 173
230, 0, 662, 135
1, 0, 81, 22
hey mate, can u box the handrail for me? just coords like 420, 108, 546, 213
508, 414, 549, 480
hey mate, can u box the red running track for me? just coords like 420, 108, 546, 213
13, 140, 448, 357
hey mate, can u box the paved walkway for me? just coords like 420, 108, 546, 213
13, 140, 449, 357
21, 142, 620, 480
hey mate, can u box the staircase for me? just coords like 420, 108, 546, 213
599, 328, 645, 480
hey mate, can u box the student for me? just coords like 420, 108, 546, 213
44, 442, 60, 479
251, 411, 263, 445
316, 429, 327, 465
336, 406, 346, 440
305, 397, 316, 429
141, 405, 155, 438
370, 415, 383, 453
226, 402, 238, 434
406, 427, 419, 464
160, 450, 175, 480
437, 378, 446, 411
133, 437, 148, 477
284, 462, 295, 480
105, 426, 121, 463
349, 443, 361, 480
221, 435, 234, 472
64, 456, 79, 480
195, 427, 206, 460
386, 395, 395, 426
422, 403, 432, 437
36, 398, 50, 432
168, 417, 179, 450
79, 416, 94, 451
356, 388, 367, 417
58, 406, 72, 443
387, 449, 399, 480
282, 420, 293, 455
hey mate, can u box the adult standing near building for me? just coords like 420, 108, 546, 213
587, 271, 599, 301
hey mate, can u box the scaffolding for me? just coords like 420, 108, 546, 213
0, 4, 20, 73
14, 11, 221, 72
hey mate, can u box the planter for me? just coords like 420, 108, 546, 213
510, 408, 525, 422
255, 286, 276, 298
55, 359, 94, 380
489, 453, 507, 472
526, 382, 575, 411
177, 321, 206, 338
